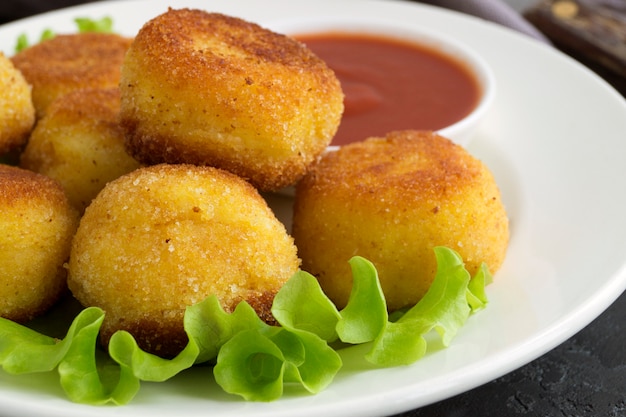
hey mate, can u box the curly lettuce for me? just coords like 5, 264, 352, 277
0, 247, 491, 404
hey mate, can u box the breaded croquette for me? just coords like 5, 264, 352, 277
0, 164, 79, 322
119, 8, 344, 191
11, 32, 132, 118
0, 53, 35, 155
68, 163, 300, 357
292, 130, 509, 311
20, 88, 141, 212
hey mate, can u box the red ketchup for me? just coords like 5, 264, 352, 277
297, 33, 481, 146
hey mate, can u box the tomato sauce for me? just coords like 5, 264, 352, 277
297, 33, 481, 146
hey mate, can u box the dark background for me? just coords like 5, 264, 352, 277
1, 0, 100, 23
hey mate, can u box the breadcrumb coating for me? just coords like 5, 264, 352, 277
0, 53, 35, 155
11, 32, 132, 118
293, 130, 509, 310
68, 163, 300, 357
119, 8, 343, 191
0, 165, 79, 322
21, 88, 141, 212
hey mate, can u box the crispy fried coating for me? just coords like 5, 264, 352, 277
11, 32, 132, 118
119, 8, 344, 191
292, 131, 509, 311
0, 165, 79, 322
0, 53, 35, 155
68, 164, 300, 357
20, 88, 141, 212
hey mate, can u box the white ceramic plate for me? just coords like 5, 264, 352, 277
2, 1, 626, 416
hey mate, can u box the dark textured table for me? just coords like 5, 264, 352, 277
3, 2, 626, 417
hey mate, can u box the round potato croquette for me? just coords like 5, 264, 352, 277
68, 164, 300, 357
0, 53, 35, 155
20, 88, 141, 213
119, 9, 344, 192
292, 130, 509, 311
0, 165, 79, 322
11, 32, 132, 118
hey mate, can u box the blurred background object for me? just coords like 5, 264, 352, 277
525, 0, 626, 94
1, 0, 102, 23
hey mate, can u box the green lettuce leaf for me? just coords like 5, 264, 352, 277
365, 247, 483, 366
57, 309, 139, 405
0, 307, 101, 374
213, 326, 342, 401
336, 256, 388, 344
0, 307, 139, 405
106, 295, 271, 390
0, 317, 61, 373
214, 328, 285, 401
14, 28, 55, 52
108, 330, 198, 382
74, 16, 114, 33
0, 246, 490, 404
271, 270, 341, 342
467, 263, 492, 312
184, 295, 268, 363
280, 328, 342, 393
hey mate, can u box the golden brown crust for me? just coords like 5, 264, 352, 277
100, 315, 190, 359
0, 165, 79, 322
11, 33, 132, 118
293, 130, 509, 310
120, 8, 343, 191
68, 163, 300, 357
98, 289, 279, 358
242, 290, 280, 326
0, 53, 35, 154
41, 87, 122, 124
20, 88, 141, 212
0, 163, 68, 207
300, 130, 484, 202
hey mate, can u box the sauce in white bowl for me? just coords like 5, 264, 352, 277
276, 17, 496, 149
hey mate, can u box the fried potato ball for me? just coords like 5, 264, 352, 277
0, 53, 35, 155
0, 164, 79, 322
119, 8, 344, 192
11, 32, 132, 118
68, 163, 300, 357
292, 130, 509, 311
20, 88, 141, 213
